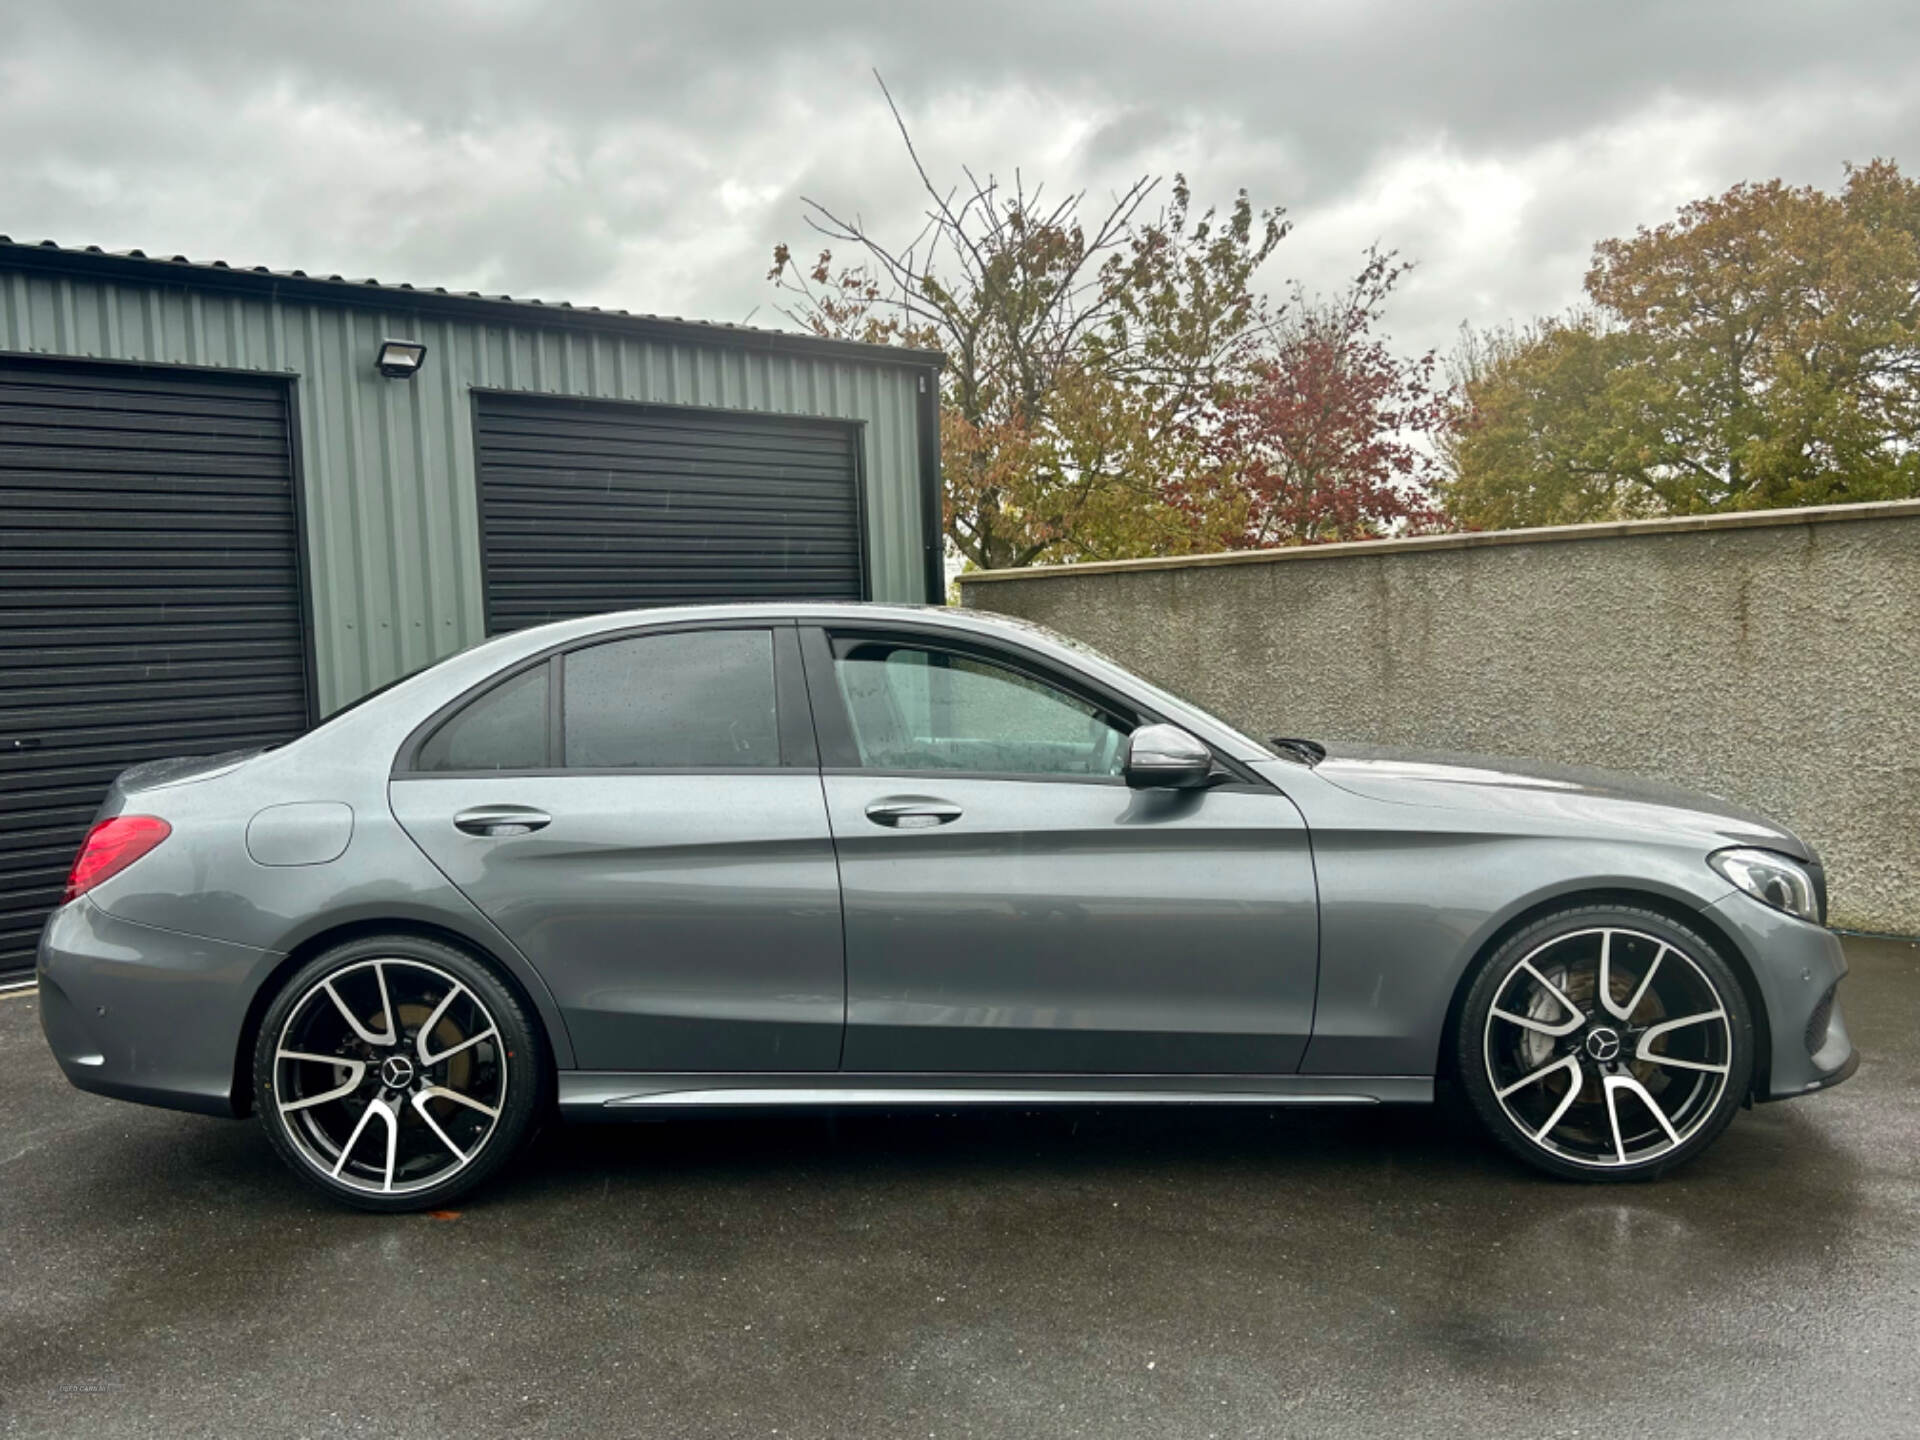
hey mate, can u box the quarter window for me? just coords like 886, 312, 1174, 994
414, 664, 549, 772
831, 640, 1131, 777
564, 629, 780, 769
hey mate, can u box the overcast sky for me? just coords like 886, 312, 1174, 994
4, 0, 1917, 360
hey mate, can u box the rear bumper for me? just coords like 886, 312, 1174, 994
1704, 889, 1857, 1102
36, 897, 279, 1118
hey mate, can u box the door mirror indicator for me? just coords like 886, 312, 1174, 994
1123, 724, 1213, 790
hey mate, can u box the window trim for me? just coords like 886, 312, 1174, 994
799, 623, 1262, 787
392, 619, 810, 779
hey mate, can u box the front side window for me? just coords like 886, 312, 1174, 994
564, 629, 779, 769
415, 663, 549, 772
831, 639, 1130, 777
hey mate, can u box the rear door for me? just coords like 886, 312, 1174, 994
390, 622, 843, 1071
801, 625, 1320, 1075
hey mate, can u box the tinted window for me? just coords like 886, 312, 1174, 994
832, 641, 1130, 777
415, 664, 549, 772
564, 630, 780, 768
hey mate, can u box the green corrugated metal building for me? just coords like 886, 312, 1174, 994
0, 236, 944, 970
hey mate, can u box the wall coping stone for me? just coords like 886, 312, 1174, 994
955, 497, 1920, 585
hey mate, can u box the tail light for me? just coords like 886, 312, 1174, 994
64, 816, 172, 902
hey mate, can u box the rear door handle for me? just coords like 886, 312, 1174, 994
453, 805, 551, 837
864, 797, 962, 830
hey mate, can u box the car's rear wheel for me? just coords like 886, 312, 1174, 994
1457, 904, 1754, 1181
253, 934, 544, 1211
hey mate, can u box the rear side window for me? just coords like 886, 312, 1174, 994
415, 664, 550, 772
564, 629, 780, 769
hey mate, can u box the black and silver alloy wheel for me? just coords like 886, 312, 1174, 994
1459, 905, 1754, 1181
254, 936, 544, 1211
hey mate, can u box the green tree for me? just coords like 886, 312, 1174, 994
1442, 160, 1920, 528
769, 81, 1286, 569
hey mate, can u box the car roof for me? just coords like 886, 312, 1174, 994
297, 601, 1272, 769
475, 600, 1031, 648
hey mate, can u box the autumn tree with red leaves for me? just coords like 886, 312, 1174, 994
1192, 249, 1448, 547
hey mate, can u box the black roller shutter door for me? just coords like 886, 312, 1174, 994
0, 359, 309, 975
475, 394, 865, 633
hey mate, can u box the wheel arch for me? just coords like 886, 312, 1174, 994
1434, 886, 1772, 1100
230, 917, 564, 1116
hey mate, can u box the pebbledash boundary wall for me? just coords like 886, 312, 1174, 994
959, 499, 1920, 934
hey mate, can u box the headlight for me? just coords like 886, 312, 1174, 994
1711, 847, 1821, 923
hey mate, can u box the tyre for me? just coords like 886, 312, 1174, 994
253, 934, 545, 1211
1456, 904, 1754, 1181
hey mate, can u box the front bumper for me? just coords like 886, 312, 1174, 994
37, 897, 281, 1117
1704, 888, 1857, 1102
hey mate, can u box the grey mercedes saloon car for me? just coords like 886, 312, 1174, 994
37, 603, 1854, 1209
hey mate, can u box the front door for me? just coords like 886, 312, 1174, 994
801, 626, 1319, 1075
391, 624, 844, 1071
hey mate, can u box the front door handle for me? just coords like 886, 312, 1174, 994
864, 797, 963, 830
453, 805, 551, 837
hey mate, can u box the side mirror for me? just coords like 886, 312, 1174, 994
1123, 723, 1214, 790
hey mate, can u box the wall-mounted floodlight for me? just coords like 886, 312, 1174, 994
375, 338, 428, 379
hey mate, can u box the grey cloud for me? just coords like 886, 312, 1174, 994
1078, 109, 1178, 170
3, 0, 1918, 355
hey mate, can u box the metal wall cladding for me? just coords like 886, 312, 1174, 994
0, 267, 931, 714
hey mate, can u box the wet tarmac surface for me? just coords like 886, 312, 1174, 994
2, 935, 1915, 1439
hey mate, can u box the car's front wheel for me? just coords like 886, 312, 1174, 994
253, 934, 545, 1211
1457, 904, 1755, 1181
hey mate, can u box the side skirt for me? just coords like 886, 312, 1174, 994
558, 1071, 1433, 1119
